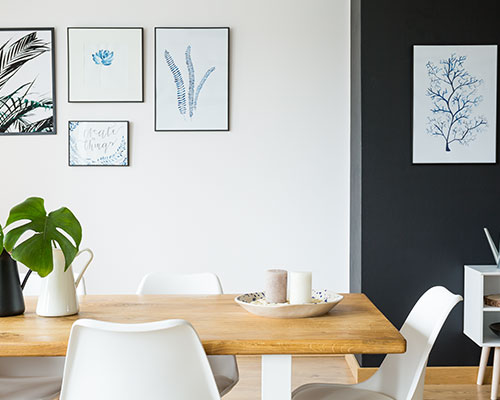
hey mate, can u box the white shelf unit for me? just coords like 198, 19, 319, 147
464, 265, 500, 347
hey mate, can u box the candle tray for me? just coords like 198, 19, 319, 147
234, 290, 343, 319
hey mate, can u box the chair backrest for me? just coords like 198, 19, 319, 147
137, 272, 223, 295
60, 319, 221, 400
358, 286, 462, 400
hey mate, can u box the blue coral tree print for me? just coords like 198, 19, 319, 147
155, 28, 229, 131
426, 54, 486, 152
413, 45, 497, 163
92, 49, 114, 66
69, 121, 128, 166
0, 29, 55, 135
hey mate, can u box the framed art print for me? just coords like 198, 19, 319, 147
413, 45, 497, 164
68, 28, 143, 102
69, 121, 129, 166
155, 27, 229, 131
0, 28, 55, 135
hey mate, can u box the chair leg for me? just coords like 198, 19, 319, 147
478, 347, 491, 385
492, 348, 500, 400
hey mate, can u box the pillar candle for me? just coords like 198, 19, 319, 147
265, 269, 288, 303
289, 271, 312, 304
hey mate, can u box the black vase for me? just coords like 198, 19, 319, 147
0, 250, 25, 317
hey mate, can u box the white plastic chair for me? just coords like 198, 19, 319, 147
292, 286, 463, 400
60, 319, 221, 400
137, 272, 239, 396
0, 271, 87, 400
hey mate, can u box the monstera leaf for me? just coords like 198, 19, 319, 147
4, 197, 82, 277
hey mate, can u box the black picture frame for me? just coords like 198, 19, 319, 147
68, 120, 130, 167
67, 27, 144, 103
154, 27, 230, 132
0, 27, 56, 136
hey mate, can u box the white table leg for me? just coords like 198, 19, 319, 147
478, 347, 491, 385
261, 355, 292, 400
492, 348, 500, 400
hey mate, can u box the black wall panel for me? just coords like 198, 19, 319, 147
358, 0, 500, 366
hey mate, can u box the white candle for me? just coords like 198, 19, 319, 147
265, 269, 288, 303
289, 271, 312, 304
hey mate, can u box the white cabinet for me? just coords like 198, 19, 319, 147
464, 265, 500, 346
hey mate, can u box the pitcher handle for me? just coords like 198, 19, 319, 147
74, 248, 94, 288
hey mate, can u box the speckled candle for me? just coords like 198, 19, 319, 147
264, 269, 288, 304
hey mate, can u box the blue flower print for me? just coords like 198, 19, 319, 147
92, 50, 114, 66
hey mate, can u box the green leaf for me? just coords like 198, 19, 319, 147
3, 222, 36, 252
11, 234, 53, 277
6, 197, 46, 226
4, 197, 82, 277
0, 224, 3, 250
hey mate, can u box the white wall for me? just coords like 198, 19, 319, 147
1, 0, 350, 294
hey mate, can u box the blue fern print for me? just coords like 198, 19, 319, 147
92, 50, 114, 66
164, 45, 216, 119
69, 122, 80, 132
194, 66, 215, 112
185, 45, 195, 118
164, 50, 187, 115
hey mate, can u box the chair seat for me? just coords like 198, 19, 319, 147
292, 383, 395, 400
0, 376, 61, 400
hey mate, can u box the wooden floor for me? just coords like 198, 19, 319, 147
225, 356, 494, 400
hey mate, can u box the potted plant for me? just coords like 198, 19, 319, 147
1, 197, 92, 317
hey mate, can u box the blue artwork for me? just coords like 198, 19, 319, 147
92, 49, 114, 66
426, 54, 486, 152
69, 121, 128, 166
164, 45, 215, 118
155, 27, 229, 131
413, 45, 497, 164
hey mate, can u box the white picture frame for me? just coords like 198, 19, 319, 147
68, 28, 143, 102
155, 27, 229, 131
413, 45, 497, 164
69, 121, 129, 166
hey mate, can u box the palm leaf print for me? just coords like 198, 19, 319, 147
0, 31, 53, 134
0, 32, 49, 92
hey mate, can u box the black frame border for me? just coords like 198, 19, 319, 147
154, 27, 230, 132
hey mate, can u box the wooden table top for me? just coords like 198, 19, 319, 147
0, 294, 406, 357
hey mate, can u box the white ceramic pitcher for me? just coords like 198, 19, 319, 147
36, 248, 94, 317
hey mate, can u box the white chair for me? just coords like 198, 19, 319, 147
0, 271, 88, 400
60, 319, 221, 400
292, 286, 462, 400
137, 272, 239, 396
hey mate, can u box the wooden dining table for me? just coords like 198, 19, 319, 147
0, 294, 406, 400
